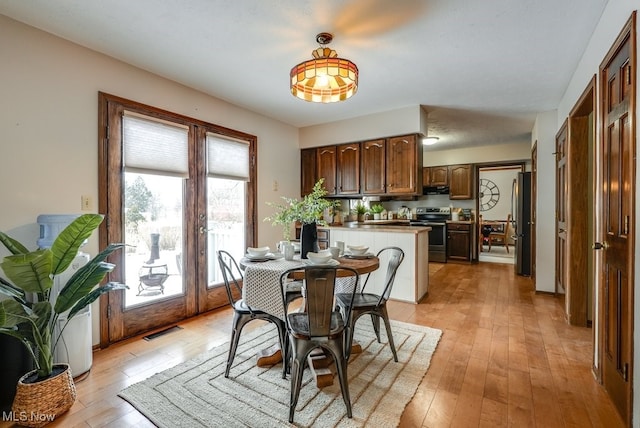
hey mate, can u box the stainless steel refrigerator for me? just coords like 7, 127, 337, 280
512, 172, 531, 276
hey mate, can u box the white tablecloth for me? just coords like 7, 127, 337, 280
242, 259, 304, 320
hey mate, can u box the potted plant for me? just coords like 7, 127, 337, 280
370, 203, 385, 220
265, 178, 334, 258
352, 202, 368, 222
0, 214, 126, 427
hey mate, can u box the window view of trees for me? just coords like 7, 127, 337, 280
124, 172, 184, 306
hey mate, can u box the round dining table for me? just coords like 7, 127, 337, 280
239, 254, 380, 387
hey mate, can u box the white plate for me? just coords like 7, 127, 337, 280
244, 253, 270, 261
303, 258, 340, 267
244, 252, 284, 261
267, 252, 284, 260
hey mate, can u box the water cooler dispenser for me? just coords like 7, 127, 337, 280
37, 214, 93, 376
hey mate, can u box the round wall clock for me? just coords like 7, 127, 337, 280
479, 178, 500, 211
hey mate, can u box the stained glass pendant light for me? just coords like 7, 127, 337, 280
290, 32, 358, 103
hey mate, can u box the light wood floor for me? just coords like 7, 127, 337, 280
1, 262, 625, 427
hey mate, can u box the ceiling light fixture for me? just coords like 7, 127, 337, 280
290, 32, 358, 103
423, 137, 440, 145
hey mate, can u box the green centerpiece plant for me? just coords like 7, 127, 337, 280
265, 179, 336, 257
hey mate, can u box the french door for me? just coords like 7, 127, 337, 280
98, 93, 256, 344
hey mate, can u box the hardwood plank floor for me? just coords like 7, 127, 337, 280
0, 262, 625, 427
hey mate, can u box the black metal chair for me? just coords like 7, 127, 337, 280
335, 246, 405, 362
279, 265, 359, 423
217, 250, 288, 378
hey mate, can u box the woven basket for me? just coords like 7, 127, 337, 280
11, 364, 77, 427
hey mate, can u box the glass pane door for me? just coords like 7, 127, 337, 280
123, 172, 185, 308
205, 177, 246, 287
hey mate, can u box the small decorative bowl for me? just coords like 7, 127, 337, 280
306, 251, 333, 264
347, 245, 369, 255
247, 246, 270, 257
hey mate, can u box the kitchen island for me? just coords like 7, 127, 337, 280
325, 223, 431, 303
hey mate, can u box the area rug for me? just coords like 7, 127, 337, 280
119, 320, 442, 428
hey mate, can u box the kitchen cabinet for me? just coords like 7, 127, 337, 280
449, 164, 474, 199
447, 222, 472, 262
316, 146, 337, 195
361, 139, 386, 194
300, 148, 317, 196
423, 166, 449, 186
386, 134, 422, 195
300, 133, 422, 197
336, 143, 360, 195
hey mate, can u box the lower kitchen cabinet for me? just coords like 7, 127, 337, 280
447, 222, 473, 262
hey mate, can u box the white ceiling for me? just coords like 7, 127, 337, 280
0, 0, 609, 150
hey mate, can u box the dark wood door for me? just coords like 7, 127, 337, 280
336, 143, 360, 195
599, 14, 635, 424
361, 139, 386, 194
300, 148, 317, 196
555, 121, 568, 298
316, 146, 337, 195
386, 134, 419, 194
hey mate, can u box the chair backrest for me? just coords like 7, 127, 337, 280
362, 246, 405, 304
503, 213, 512, 239
217, 250, 243, 307
280, 266, 359, 337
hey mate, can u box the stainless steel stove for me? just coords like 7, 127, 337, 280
410, 207, 451, 262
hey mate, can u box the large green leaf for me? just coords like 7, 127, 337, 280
67, 281, 128, 320
31, 301, 52, 335
0, 277, 27, 304
0, 249, 53, 294
0, 299, 34, 328
0, 231, 30, 255
51, 214, 103, 275
54, 243, 124, 314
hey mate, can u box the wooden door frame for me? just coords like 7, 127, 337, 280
566, 77, 595, 327
97, 92, 258, 347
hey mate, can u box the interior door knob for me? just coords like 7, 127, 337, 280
592, 242, 609, 250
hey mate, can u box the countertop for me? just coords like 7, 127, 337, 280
323, 222, 431, 234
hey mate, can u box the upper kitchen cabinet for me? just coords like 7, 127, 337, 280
361, 138, 386, 194
300, 148, 317, 196
386, 134, 422, 195
316, 146, 337, 195
423, 165, 449, 186
300, 133, 422, 197
336, 143, 360, 195
449, 164, 474, 199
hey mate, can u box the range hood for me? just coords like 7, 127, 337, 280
422, 185, 449, 195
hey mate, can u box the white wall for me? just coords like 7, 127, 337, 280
531, 110, 557, 294
299, 105, 425, 147
0, 15, 300, 345
423, 141, 532, 165
478, 168, 520, 221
